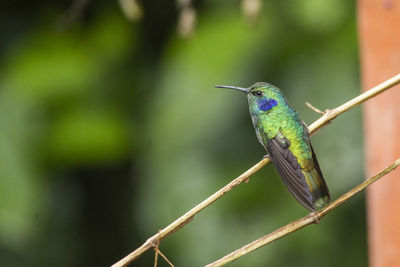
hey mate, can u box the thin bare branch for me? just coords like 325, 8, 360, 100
308, 73, 400, 133
156, 248, 175, 267
305, 102, 325, 115
205, 158, 400, 267
111, 73, 400, 267
153, 236, 159, 267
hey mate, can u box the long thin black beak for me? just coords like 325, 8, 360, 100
215, 85, 249, 93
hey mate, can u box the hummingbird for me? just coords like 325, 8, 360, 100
216, 82, 330, 211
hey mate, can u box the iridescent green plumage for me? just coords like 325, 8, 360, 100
217, 82, 330, 211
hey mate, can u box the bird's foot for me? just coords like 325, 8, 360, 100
309, 211, 319, 224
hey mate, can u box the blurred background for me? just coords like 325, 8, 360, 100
0, 0, 365, 266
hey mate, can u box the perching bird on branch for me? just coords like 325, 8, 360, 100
216, 82, 330, 211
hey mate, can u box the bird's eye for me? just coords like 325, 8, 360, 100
253, 91, 263, 97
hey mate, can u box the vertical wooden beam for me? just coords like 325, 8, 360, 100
358, 1, 400, 266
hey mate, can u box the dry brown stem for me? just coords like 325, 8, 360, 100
305, 102, 325, 115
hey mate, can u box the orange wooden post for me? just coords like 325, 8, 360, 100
358, 1, 400, 266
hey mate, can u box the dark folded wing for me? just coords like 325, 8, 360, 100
266, 133, 315, 211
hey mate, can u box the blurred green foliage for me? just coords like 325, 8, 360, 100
0, 0, 365, 266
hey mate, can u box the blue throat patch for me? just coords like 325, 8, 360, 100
258, 98, 278, 111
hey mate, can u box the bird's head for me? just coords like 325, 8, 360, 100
216, 82, 283, 115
